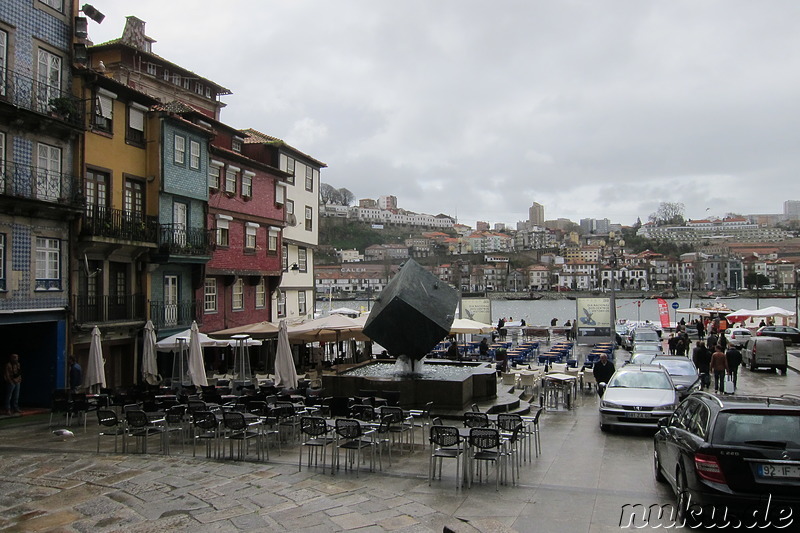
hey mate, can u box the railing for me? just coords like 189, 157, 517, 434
0, 160, 83, 208
158, 224, 212, 256
81, 205, 159, 243
73, 294, 147, 324
0, 67, 84, 128
149, 300, 200, 330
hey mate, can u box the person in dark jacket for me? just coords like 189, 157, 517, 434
710, 345, 728, 393
692, 341, 712, 390
593, 354, 615, 396
725, 346, 743, 390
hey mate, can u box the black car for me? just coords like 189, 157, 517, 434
654, 392, 800, 527
651, 356, 700, 399
756, 325, 800, 346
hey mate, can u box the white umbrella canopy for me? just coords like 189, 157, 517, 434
210, 321, 279, 339
142, 320, 160, 385
288, 314, 369, 342
449, 318, 494, 335
726, 306, 796, 323
156, 328, 220, 351
675, 308, 712, 317
84, 326, 106, 392
329, 307, 360, 317
187, 321, 208, 387
274, 319, 298, 390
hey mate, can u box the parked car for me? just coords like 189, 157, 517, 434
756, 325, 800, 346
631, 327, 662, 345
742, 337, 788, 374
724, 327, 752, 347
627, 352, 658, 365
598, 365, 680, 432
631, 342, 664, 355
651, 356, 701, 399
654, 392, 800, 527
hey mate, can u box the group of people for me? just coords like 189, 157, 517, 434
691, 329, 742, 394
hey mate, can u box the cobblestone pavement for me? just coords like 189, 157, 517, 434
1, 350, 797, 532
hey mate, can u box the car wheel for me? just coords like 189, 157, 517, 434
675, 468, 700, 527
653, 449, 666, 483
780, 366, 787, 376
749, 360, 756, 372
600, 422, 609, 432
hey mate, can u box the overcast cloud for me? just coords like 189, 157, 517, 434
87, 0, 799, 228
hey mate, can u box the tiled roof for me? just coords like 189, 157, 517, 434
241, 128, 327, 167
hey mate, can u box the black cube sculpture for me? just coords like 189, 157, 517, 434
363, 259, 458, 363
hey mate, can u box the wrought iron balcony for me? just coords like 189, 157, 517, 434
0, 67, 84, 128
73, 294, 147, 324
158, 224, 212, 256
149, 300, 200, 330
0, 160, 84, 208
81, 205, 160, 243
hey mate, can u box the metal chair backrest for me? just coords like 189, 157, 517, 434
432, 417, 443, 426
471, 403, 481, 412
300, 416, 328, 437
193, 410, 218, 431
469, 427, 501, 450
125, 409, 149, 429
97, 409, 119, 428
222, 410, 248, 431
165, 405, 186, 424
335, 418, 364, 440
496, 413, 523, 431
381, 406, 405, 424
430, 425, 461, 448
350, 404, 375, 422
464, 411, 490, 428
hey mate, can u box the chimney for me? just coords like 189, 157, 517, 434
121, 16, 147, 51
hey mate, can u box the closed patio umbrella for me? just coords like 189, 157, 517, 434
187, 321, 208, 387
449, 318, 495, 335
274, 319, 298, 390
84, 326, 106, 393
141, 320, 160, 385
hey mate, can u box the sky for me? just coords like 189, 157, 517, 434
84, 0, 799, 229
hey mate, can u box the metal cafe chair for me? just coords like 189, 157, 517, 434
125, 409, 165, 454
221, 410, 262, 461
429, 425, 465, 489
299, 416, 334, 473
463, 411, 490, 429
96, 409, 125, 453
333, 418, 377, 477
468, 427, 508, 490
192, 410, 220, 459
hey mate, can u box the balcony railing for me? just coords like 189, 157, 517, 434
149, 300, 200, 330
81, 205, 159, 243
0, 160, 83, 208
73, 294, 147, 324
158, 224, 212, 256
0, 67, 83, 128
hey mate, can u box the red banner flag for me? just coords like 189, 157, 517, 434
656, 298, 671, 329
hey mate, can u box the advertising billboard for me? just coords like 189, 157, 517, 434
461, 297, 492, 325
575, 297, 611, 345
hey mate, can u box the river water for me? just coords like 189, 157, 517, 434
318, 296, 798, 327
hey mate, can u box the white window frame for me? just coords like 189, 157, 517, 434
282, 243, 289, 272
232, 137, 243, 153
268, 227, 279, 253
225, 166, 239, 194
305, 166, 313, 191
255, 278, 266, 308
277, 290, 286, 317
174, 134, 185, 164
209, 160, 223, 190
146, 63, 157, 75
0, 30, 6, 97
285, 157, 295, 184
232, 278, 244, 310
242, 171, 254, 197
215, 214, 231, 247
245, 223, 258, 250
298, 247, 308, 272
0, 233, 5, 290
35, 237, 60, 290
39, 0, 64, 13
204, 278, 217, 312
298, 291, 307, 316
305, 205, 313, 231
37, 142, 61, 201
190, 140, 200, 169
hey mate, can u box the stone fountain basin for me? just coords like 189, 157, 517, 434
322, 359, 497, 410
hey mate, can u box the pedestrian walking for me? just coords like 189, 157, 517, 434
725, 345, 742, 391
3, 353, 22, 416
710, 345, 728, 394
692, 341, 711, 390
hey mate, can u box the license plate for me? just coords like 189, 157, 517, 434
625, 412, 649, 418
758, 464, 800, 478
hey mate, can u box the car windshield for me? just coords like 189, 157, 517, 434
715, 412, 800, 447
631, 354, 656, 364
654, 359, 697, 376
634, 344, 661, 352
635, 330, 660, 342
609, 371, 672, 390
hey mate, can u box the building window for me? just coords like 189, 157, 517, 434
190, 140, 200, 169
298, 291, 307, 316
268, 229, 278, 254
245, 224, 257, 251
209, 161, 222, 190
255, 278, 266, 308
298, 247, 308, 272
216, 217, 230, 247
172, 73, 181, 86
163, 69, 169, 81
277, 291, 286, 317
232, 278, 244, 310
194, 82, 203, 95
305, 166, 313, 192
36, 142, 61, 201
127, 104, 146, 146
37, 49, 62, 109
275, 183, 285, 205
241, 171, 253, 197
174, 134, 185, 164
146, 63, 157, 76
286, 158, 295, 184
282, 243, 288, 272
286, 199, 294, 220
225, 166, 238, 194
93, 90, 114, 133
204, 278, 217, 312
232, 138, 242, 153
305, 206, 313, 231
124, 178, 145, 221
39, 0, 64, 13
205, 87, 211, 98
0, 234, 5, 290
0, 132, 5, 189
0, 31, 6, 99
35, 237, 60, 290
183, 78, 191, 90
84, 169, 108, 216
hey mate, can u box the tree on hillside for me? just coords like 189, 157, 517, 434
319, 183, 341, 205
648, 202, 685, 226
339, 188, 355, 206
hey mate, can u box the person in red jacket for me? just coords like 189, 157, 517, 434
709, 345, 728, 394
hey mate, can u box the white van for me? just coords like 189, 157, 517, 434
742, 337, 788, 374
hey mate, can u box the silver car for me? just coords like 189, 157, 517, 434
599, 365, 680, 431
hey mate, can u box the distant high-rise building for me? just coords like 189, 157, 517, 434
476, 221, 490, 231
529, 202, 545, 226
379, 195, 398, 210
784, 200, 800, 220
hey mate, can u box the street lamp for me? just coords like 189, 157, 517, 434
600, 232, 625, 345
